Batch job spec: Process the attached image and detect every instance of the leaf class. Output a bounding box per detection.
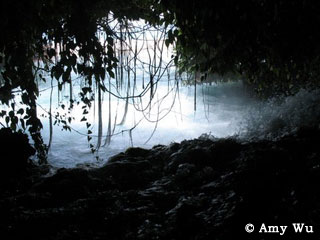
[63,125,71,132]
[165,39,170,47]
[89,144,95,153]
[17,108,24,115]
[22,93,29,105]
[10,122,16,131]
[174,56,179,65]
[62,71,70,83]
[9,110,14,118]
[47,48,56,58]
[108,70,115,79]
[100,84,106,92]
[54,66,63,80]
[100,68,106,80]
[82,87,92,94]
[12,116,18,124]
[0,110,6,117]
[20,119,26,130]
[83,109,89,115]
[107,37,113,45]
[168,29,173,42]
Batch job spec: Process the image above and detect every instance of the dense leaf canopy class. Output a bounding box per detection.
[162,0,320,94]
[0,0,162,161]
[1,0,320,161]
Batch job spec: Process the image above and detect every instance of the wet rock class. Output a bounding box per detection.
[124,147,151,158]
[209,138,243,169]
[32,168,95,203]
[0,128,35,176]
[107,152,126,163]
[94,160,155,190]
[165,195,206,239]
[166,146,212,173]
[168,142,180,152]
[0,128,37,193]
[1,127,320,240]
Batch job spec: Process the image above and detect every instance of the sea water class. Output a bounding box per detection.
[36,75,257,168]
[2,75,319,168]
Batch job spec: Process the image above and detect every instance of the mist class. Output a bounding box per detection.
[37,78,250,167]
[35,76,320,169]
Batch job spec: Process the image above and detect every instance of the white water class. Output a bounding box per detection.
[33,74,320,168]
[2,75,320,168]
[240,88,320,140]
[35,76,256,168]
[2,20,319,168]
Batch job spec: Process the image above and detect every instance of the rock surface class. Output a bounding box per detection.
[1,127,320,239]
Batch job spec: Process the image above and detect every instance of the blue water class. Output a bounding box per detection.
[36,76,256,168]
[2,74,319,168]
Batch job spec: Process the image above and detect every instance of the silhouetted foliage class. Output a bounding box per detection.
[0,128,35,177]
[161,0,320,95]
[1,0,320,161]
[0,0,161,162]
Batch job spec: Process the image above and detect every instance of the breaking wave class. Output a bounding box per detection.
[239,88,320,140]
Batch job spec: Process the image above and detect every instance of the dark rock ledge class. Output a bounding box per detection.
[1,127,320,239]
